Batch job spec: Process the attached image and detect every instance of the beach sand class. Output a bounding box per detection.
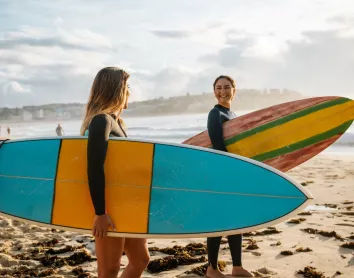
[0,153,353,278]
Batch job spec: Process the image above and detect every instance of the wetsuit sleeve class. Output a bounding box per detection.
[207,109,227,152]
[87,114,112,215]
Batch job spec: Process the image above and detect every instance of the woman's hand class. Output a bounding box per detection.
[92,214,116,238]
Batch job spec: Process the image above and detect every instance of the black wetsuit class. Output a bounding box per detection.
[206,104,243,268]
[86,114,127,215]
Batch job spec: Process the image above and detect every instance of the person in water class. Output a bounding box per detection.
[80,67,150,278]
[206,75,254,278]
[56,124,64,136]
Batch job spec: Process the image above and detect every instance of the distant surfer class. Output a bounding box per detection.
[56,124,64,136]
[7,126,11,137]
[206,76,254,278]
[80,67,149,277]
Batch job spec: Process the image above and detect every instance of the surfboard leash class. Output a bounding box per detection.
[0,139,9,149]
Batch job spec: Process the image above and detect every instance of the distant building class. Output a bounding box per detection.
[270,89,281,95]
[35,109,44,119]
[22,110,32,121]
[10,114,22,121]
[65,106,83,118]
[43,109,56,119]
[55,108,64,118]
[282,89,302,98]
[63,111,71,119]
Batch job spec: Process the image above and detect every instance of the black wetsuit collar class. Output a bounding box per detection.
[215,104,230,111]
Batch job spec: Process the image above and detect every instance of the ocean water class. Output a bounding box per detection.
[1,111,353,154]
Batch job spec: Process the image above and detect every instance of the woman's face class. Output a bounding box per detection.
[214,78,235,107]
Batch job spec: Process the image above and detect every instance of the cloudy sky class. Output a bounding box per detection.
[1,0,354,107]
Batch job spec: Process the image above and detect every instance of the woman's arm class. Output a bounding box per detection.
[87,114,112,215]
[207,109,227,152]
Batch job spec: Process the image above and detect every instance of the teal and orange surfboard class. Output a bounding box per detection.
[0,137,311,238]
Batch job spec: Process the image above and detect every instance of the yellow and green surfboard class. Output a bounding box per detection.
[183,96,354,172]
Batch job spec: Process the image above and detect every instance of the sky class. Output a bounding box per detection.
[1,0,354,107]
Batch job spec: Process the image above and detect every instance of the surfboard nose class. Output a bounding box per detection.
[147,144,312,236]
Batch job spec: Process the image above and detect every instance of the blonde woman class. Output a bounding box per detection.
[80,67,150,278]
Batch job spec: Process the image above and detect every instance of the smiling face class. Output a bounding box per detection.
[213,77,236,108]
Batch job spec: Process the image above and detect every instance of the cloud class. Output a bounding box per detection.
[198,33,257,68]
[3,81,31,94]
[125,66,212,100]
[327,15,354,38]
[270,30,354,96]
[0,64,94,107]
[0,27,113,51]
[0,37,101,52]
[150,30,191,39]
[225,30,255,46]
[197,26,354,96]
[0,26,119,106]
[198,54,219,64]
[3,24,353,107]
[1,81,35,107]
[2,1,354,107]
[57,28,113,49]
[145,67,191,98]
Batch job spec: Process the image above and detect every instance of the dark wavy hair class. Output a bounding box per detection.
[213,75,236,90]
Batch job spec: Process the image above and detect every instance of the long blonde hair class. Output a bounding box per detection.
[80,67,130,135]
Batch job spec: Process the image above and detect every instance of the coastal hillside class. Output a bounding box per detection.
[0,89,303,122]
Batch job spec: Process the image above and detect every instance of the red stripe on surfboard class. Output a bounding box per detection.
[262,134,342,172]
[182,96,340,148]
